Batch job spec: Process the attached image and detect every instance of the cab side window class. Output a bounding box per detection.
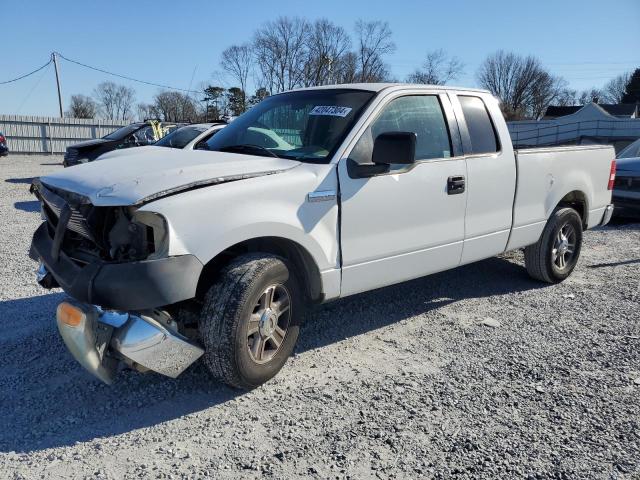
[458,95,500,154]
[351,95,452,164]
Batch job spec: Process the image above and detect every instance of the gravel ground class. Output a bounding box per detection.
[0,155,639,480]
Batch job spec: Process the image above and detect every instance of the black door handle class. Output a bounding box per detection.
[447,176,465,195]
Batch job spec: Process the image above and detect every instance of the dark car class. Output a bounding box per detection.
[612,138,640,218]
[0,132,8,157]
[63,121,181,167]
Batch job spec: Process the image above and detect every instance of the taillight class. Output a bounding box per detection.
[608,160,616,190]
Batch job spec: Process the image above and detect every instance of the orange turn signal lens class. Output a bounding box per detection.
[57,302,85,327]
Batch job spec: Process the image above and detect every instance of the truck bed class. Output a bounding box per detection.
[506,144,615,251]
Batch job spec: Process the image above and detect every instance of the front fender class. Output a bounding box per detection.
[139,162,340,274]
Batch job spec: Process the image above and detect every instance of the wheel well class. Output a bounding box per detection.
[558,191,588,227]
[195,237,323,303]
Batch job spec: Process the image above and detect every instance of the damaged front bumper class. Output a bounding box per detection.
[31,222,203,311]
[56,299,204,384]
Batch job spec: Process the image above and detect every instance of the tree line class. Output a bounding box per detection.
[66,16,640,123]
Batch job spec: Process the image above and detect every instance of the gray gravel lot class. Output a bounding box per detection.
[0,155,639,479]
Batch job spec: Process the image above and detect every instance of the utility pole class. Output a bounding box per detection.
[52,52,64,118]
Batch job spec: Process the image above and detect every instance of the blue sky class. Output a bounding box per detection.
[2,0,639,116]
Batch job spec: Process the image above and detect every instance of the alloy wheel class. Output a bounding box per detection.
[552,223,577,270]
[247,284,291,364]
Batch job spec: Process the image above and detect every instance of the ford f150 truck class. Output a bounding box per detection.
[30,84,616,389]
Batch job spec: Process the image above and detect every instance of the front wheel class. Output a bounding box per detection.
[524,207,583,283]
[199,253,303,389]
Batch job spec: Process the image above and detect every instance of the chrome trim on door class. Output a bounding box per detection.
[307,190,337,202]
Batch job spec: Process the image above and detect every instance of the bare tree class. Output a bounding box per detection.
[252,37,277,94]
[578,88,603,105]
[554,88,578,106]
[136,103,154,121]
[253,17,310,93]
[477,51,565,120]
[550,72,632,107]
[530,75,569,119]
[354,20,395,82]
[601,72,632,103]
[303,19,352,86]
[220,44,252,112]
[93,81,136,121]
[66,94,97,119]
[407,49,464,85]
[334,51,359,84]
[151,91,198,122]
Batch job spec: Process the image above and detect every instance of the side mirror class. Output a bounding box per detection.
[372,132,417,165]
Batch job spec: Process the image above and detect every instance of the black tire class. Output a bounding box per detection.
[524,207,583,283]
[199,253,303,389]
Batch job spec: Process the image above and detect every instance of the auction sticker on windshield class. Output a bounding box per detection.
[309,106,353,117]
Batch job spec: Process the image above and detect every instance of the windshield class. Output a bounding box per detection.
[155,125,209,149]
[204,89,375,162]
[617,138,640,159]
[103,124,143,141]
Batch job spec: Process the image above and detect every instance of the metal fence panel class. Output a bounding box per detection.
[0,115,126,154]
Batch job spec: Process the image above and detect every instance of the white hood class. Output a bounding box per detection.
[40,148,299,206]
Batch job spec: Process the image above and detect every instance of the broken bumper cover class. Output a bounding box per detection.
[56,299,204,384]
[30,222,203,311]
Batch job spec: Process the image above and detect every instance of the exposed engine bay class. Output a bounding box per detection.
[31,179,168,266]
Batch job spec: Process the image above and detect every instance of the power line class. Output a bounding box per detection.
[55,52,201,93]
[16,62,52,114]
[0,59,52,84]
[545,60,640,66]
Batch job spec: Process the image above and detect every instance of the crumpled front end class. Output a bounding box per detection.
[29,179,203,311]
[31,177,206,383]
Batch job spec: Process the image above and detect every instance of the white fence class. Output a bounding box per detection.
[0,115,126,154]
[509,119,640,148]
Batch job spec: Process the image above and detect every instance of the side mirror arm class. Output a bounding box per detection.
[346,158,390,178]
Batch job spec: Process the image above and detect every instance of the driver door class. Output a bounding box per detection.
[338,93,468,296]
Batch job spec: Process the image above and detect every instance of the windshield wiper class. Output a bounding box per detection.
[218,144,281,159]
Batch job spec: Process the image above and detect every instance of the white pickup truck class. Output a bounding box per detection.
[30,84,616,389]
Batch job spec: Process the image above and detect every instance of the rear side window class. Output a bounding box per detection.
[459,96,499,154]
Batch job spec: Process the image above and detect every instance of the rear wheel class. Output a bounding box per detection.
[199,253,303,389]
[524,207,583,283]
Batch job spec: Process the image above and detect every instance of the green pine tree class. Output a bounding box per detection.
[621,68,640,104]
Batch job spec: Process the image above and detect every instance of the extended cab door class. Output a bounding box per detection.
[338,92,467,296]
[449,93,517,264]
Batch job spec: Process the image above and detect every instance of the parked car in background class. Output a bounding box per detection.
[0,132,8,157]
[613,138,640,218]
[155,122,226,150]
[63,120,181,167]
[96,122,226,162]
[30,84,615,389]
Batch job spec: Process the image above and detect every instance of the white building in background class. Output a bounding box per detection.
[508,103,640,153]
